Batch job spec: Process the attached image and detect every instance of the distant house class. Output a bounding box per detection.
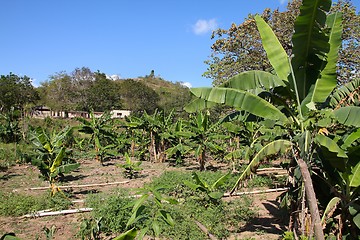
[31,106,131,119]
[110,110,131,119]
[32,106,52,118]
[67,111,89,119]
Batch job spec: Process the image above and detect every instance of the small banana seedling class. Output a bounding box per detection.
[117,153,142,179]
[184,172,231,204]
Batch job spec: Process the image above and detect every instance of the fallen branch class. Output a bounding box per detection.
[223,187,289,197]
[27,181,130,190]
[194,220,218,240]
[22,208,93,218]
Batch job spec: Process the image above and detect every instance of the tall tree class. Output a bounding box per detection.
[118,79,160,115]
[0,73,39,112]
[86,72,122,112]
[38,71,75,111]
[204,0,359,86]
[38,68,122,112]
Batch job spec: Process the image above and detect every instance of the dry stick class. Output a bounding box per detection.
[256,167,285,172]
[22,208,93,218]
[27,181,130,190]
[223,187,289,197]
[298,158,325,240]
[70,188,289,204]
[194,220,218,240]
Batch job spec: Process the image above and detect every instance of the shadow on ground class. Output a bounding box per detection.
[239,199,288,235]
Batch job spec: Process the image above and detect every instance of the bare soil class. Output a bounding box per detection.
[0,158,287,239]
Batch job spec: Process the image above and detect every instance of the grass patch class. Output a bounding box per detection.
[0,191,72,217]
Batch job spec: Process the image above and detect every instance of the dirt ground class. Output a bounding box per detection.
[0,158,288,240]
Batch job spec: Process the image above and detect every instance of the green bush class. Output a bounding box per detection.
[85,172,257,239]
[0,142,32,169]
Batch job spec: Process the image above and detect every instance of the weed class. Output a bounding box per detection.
[85,189,133,233]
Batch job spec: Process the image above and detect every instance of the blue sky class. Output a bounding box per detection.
[1,1,359,88]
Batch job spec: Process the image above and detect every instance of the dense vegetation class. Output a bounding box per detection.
[1,0,360,239]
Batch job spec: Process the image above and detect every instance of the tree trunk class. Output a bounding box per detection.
[298,158,325,240]
[199,150,206,171]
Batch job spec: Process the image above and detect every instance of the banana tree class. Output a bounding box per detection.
[142,110,175,163]
[29,127,80,195]
[77,111,116,163]
[164,118,192,165]
[185,0,360,238]
[185,111,227,171]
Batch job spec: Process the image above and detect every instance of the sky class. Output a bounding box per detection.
[1,1,359,88]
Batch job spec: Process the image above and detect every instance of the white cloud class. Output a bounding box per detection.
[279,0,287,4]
[192,19,218,35]
[181,82,192,88]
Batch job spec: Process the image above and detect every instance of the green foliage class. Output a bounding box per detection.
[86,190,133,234]
[28,127,80,192]
[184,172,230,203]
[42,225,56,240]
[0,191,71,217]
[38,68,121,112]
[186,0,360,237]
[86,171,256,239]
[0,109,21,143]
[78,217,103,240]
[0,142,32,170]
[0,233,22,240]
[125,186,177,238]
[77,111,117,163]
[118,79,160,115]
[117,153,142,179]
[112,228,137,240]
[205,0,359,85]
[0,73,39,113]
[186,111,227,170]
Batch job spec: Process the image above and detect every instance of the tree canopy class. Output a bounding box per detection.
[38,68,122,112]
[0,73,39,112]
[204,0,360,86]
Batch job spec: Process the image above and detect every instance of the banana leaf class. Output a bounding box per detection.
[334,106,360,127]
[221,71,286,90]
[190,87,288,122]
[291,0,332,101]
[255,15,290,81]
[310,12,342,104]
[231,139,292,193]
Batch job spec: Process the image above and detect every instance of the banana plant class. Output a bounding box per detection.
[184,0,360,238]
[77,111,116,164]
[185,111,227,171]
[184,172,230,204]
[29,127,80,195]
[117,152,142,179]
[142,110,175,163]
[164,118,192,165]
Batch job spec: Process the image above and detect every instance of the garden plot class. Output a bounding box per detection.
[0,158,288,240]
